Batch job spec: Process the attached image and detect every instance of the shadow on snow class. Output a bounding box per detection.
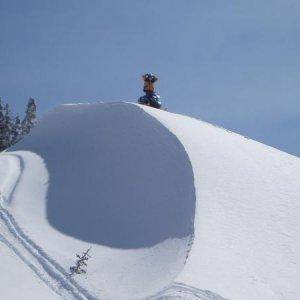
[13,103,196,249]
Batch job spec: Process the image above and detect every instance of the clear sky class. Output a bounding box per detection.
[0,0,299,156]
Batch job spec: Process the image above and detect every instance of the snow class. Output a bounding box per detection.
[0,242,60,300]
[0,101,299,299]
[0,103,195,299]
[142,105,300,300]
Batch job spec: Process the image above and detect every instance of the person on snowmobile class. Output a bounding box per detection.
[138,73,162,109]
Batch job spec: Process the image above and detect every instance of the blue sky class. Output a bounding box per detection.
[0,0,299,156]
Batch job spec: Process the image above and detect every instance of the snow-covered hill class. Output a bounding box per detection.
[0,102,299,300]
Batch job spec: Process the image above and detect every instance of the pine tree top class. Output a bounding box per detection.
[27,97,36,108]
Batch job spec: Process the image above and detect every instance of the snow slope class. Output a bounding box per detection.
[143,105,300,300]
[0,102,299,300]
[0,103,196,300]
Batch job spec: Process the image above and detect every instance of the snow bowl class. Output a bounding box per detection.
[1,102,196,299]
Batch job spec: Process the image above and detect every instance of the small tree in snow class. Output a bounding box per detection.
[69,247,91,276]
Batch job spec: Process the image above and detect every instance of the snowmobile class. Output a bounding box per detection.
[138,73,162,109]
[138,92,162,109]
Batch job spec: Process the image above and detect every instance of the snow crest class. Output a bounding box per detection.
[0,102,197,299]
[1,101,299,299]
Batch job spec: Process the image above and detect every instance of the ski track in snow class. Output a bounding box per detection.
[0,205,97,300]
[0,106,226,300]
[0,153,94,299]
[151,282,228,300]
[0,158,223,300]
[0,183,223,300]
[0,210,222,300]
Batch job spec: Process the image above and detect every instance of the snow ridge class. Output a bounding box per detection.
[0,204,96,300]
[0,103,199,299]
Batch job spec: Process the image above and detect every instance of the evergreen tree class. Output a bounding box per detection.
[3,103,13,148]
[0,97,37,152]
[69,247,91,276]
[0,98,6,151]
[11,115,22,145]
[22,97,37,136]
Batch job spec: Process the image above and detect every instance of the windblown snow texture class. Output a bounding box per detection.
[143,105,300,300]
[0,101,299,300]
[10,102,196,248]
